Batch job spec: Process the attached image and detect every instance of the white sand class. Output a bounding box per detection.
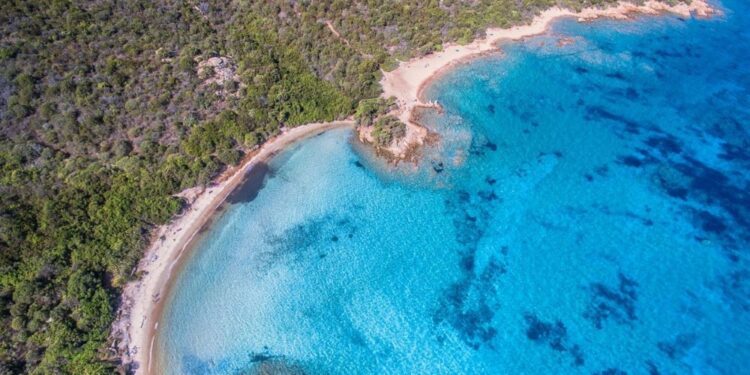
[111,120,353,374]
[381,0,717,147]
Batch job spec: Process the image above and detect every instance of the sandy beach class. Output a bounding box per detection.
[381,0,717,147]
[111,120,353,374]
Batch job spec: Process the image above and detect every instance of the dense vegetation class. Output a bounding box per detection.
[354,98,406,147]
[354,97,397,127]
[371,116,407,147]
[1,0,626,373]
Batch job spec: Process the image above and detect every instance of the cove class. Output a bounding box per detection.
[158,2,750,374]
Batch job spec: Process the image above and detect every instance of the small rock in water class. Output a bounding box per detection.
[432,160,445,173]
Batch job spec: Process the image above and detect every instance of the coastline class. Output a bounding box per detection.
[111,0,719,372]
[111,120,354,374]
[380,0,717,151]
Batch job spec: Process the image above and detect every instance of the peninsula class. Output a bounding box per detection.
[374,0,716,158]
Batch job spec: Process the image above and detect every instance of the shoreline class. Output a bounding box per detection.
[111,1,719,372]
[111,120,354,374]
[380,0,717,151]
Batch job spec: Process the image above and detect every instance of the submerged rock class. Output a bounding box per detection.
[242,358,306,375]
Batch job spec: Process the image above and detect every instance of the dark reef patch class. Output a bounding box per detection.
[434,188,506,349]
[719,143,750,166]
[457,190,471,204]
[653,165,689,200]
[432,160,445,173]
[691,209,727,234]
[478,190,499,202]
[583,273,639,329]
[707,115,744,139]
[523,314,585,367]
[616,148,658,168]
[436,279,499,349]
[594,204,655,228]
[506,103,537,124]
[250,351,277,363]
[467,136,499,158]
[595,165,610,177]
[645,361,662,375]
[605,71,627,81]
[645,135,682,156]
[649,150,750,258]
[227,162,270,204]
[674,157,750,234]
[618,155,645,167]
[625,87,640,100]
[634,148,659,164]
[597,41,615,53]
[263,217,329,263]
[468,140,488,156]
[657,333,697,360]
[585,105,641,136]
[245,358,307,375]
[654,48,683,58]
[715,270,750,312]
[593,368,628,375]
[524,314,566,350]
[259,214,357,270]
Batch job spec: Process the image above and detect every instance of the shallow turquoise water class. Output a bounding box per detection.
[159,3,750,374]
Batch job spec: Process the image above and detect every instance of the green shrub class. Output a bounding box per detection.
[371,115,406,147]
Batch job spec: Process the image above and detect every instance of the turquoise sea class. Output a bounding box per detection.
[158,2,750,374]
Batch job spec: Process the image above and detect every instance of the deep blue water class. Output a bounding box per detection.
[159,2,750,374]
